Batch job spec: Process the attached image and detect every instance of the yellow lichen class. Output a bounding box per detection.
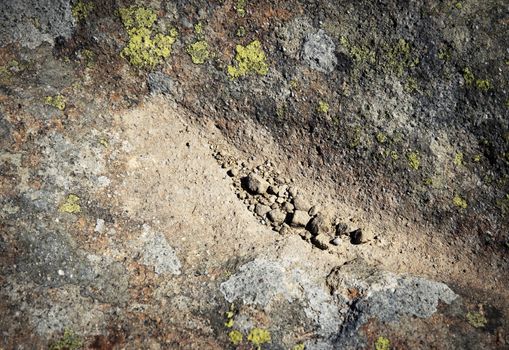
[317,100,329,114]
[235,0,247,17]
[462,67,474,86]
[119,6,178,69]
[453,195,468,209]
[45,95,66,111]
[407,151,420,170]
[375,336,390,350]
[376,132,387,144]
[453,152,463,166]
[475,79,491,92]
[187,40,210,64]
[466,311,487,328]
[247,328,271,349]
[292,344,305,350]
[72,0,94,21]
[229,330,243,345]
[225,318,234,328]
[462,68,491,91]
[339,36,376,64]
[194,21,203,35]
[386,38,419,76]
[59,194,81,214]
[227,40,269,79]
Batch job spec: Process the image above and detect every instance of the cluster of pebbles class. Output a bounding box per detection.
[212,149,369,250]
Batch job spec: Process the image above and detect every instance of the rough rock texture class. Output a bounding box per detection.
[301,29,337,73]
[0,0,74,48]
[0,0,508,348]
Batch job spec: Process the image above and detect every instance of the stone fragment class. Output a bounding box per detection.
[312,234,329,250]
[267,209,286,224]
[227,168,238,177]
[243,172,269,194]
[308,205,319,217]
[331,236,342,246]
[308,215,331,236]
[255,204,271,217]
[291,210,311,227]
[268,185,279,195]
[336,223,349,236]
[279,224,292,235]
[350,228,374,244]
[293,195,311,212]
[282,202,294,213]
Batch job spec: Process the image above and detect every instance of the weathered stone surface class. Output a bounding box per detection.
[135,225,181,275]
[311,234,329,250]
[327,260,458,340]
[302,29,337,73]
[308,215,331,236]
[267,209,287,224]
[282,201,295,213]
[293,195,311,212]
[0,0,74,49]
[255,203,271,217]
[291,210,311,227]
[349,228,373,244]
[308,205,319,217]
[243,173,269,194]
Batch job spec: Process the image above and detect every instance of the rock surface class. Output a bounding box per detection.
[0,0,508,349]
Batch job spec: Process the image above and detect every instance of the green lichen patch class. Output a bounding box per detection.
[247,328,271,349]
[317,100,329,113]
[475,79,491,92]
[466,311,487,328]
[229,330,243,345]
[194,21,203,35]
[119,6,156,30]
[407,151,420,170]
[339,36,376,65]
[375,336,390,350]
[453,195,468,209]
[227,40,269,79]
[80,48,95,67]
[376,132,387,144]
[462,67,491,91]
[463,67,475,86]
[187,40,210,64]
[292,344,305,350]
[45,95,66,110]
[453,152,464,166]
[59,194,81,214]
[236,26,247,37]
[119,6,178,69]
[386,38,419,76]
[72,0,94,21]
[235,0,247,17]
[50,329,82,350]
